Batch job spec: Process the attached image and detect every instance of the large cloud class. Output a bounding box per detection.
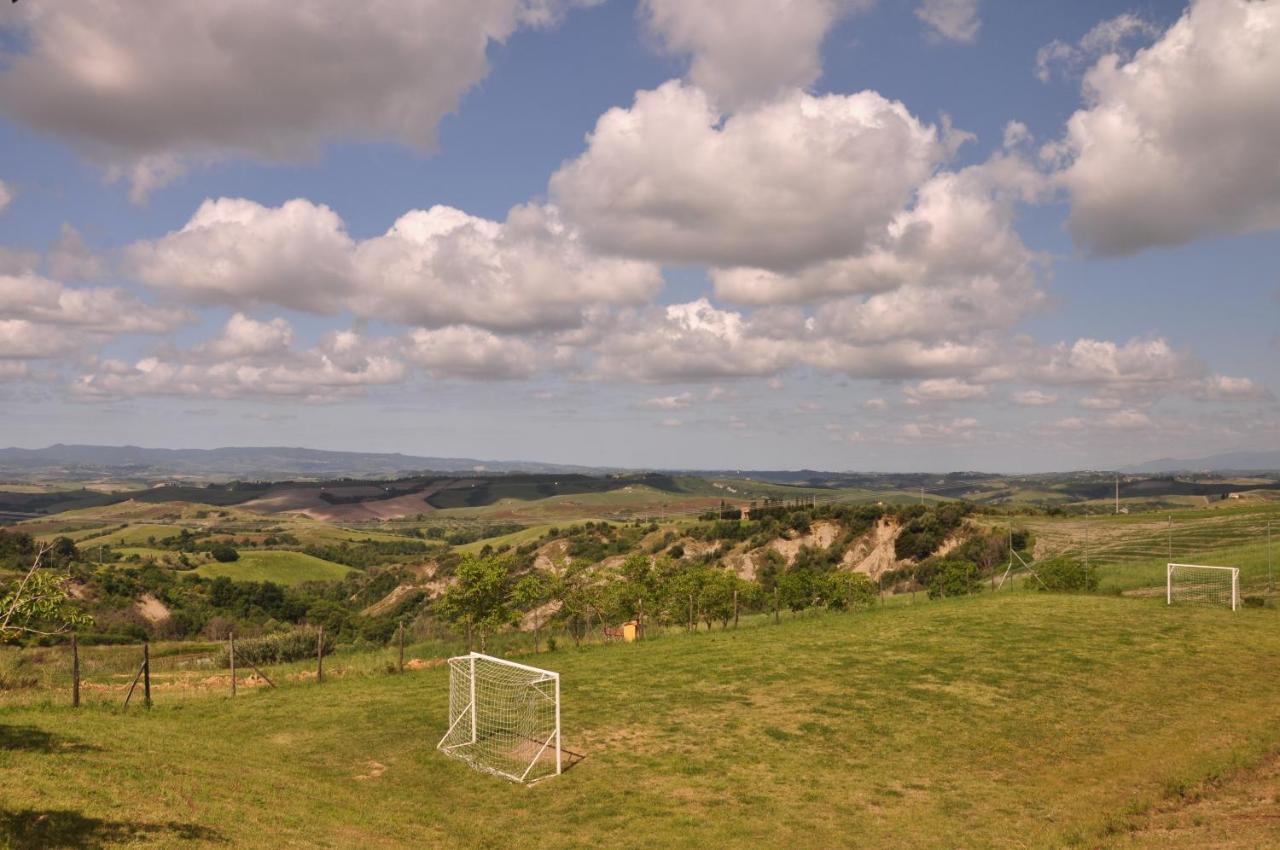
[0,1,591,199]
[715,154,1046,311]
[124,198,662,332]
[73,321,405,401]
[551,82,946,271]
[0,180,12,214]
[1054,0,1280,255]
[405,325,538,380]
[0,274,190,335]
[640,0,873,110]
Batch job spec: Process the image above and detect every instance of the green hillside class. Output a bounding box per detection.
[194,550,356,586]
[3,594,1280,848]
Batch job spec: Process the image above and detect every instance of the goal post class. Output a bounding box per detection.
[1167,563,1240,611]
[437,652,562,783]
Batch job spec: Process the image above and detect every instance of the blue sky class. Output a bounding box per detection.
[0,0,1277,472]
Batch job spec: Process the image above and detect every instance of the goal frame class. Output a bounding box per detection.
[436,652,562,783]
[1166,562,1240,611]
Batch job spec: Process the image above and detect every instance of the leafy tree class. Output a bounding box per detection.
[926,559,982,599]
[778,569,818,613]
[554,559,605,646]
[512,572,552,650]
[0,543,91,641]
[437,553,517,651]
[211,544,239,563]
[823,572,877,611]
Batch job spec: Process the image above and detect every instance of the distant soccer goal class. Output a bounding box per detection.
[1167,563,1239,611]
[437,652,561,783]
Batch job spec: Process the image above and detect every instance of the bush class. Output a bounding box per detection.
[217,627,332,668]
[211,544,239,563]
[926,559,982,599]
[823,572,877,610]
[1032,556,1098,592]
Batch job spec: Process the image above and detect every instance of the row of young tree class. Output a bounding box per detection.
[438,550,889,651]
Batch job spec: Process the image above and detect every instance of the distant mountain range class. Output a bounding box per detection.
[0,444,605,480]
[1121,450,1280,474]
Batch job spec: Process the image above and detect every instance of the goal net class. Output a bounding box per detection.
[437,652,561,783]
[1167,563,1239,611]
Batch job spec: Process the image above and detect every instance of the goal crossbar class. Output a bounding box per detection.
[1167,563,1239,611]
[437,652,562,783]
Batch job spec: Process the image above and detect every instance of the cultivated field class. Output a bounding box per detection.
[193,551,357,586]
[3,594,1280,848]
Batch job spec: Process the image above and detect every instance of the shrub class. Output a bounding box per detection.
[926,559,981,599]
[211,544,239,563]
[823,572,877,611]
[217,627,332,668]
[1032,556,1099,593]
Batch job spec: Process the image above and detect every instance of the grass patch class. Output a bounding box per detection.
[3,594,1280,847]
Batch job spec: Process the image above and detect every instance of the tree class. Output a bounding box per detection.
[512,572,551,651]
[211,544,239,563]
[554,559,604,647]
[778,569,818,613]
[437,553,517,651]
[823,572,877,611]
[926,559,982,599]
[0,543,91,641]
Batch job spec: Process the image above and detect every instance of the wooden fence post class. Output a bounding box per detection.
[637,597,644,640]
[122,656,146,708]
[229,632,236,697]
[397,622,405,674]
[774,588,780,624]
[316,626,324,684]
[142,642,151,709]
[71,633,80,709]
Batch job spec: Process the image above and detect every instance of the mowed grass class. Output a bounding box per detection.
[193,550,355,586]
[4,594,1280,848]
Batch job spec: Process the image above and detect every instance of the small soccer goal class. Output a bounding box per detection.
[437,652,561,784]
[1167,563,1240,611]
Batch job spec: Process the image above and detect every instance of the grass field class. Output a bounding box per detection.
[193,551,355,586]
[1008,503,1280,594]
[4,593,1280,848]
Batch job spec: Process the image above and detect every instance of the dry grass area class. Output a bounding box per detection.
[1115,752,1280,848]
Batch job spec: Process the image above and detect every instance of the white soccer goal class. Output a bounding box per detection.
[1167,563,1240,611]
[437,652,561,783]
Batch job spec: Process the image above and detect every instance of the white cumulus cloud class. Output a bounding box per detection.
[1054,0,1280,254]
[640,0,872,111]
[124,198,662,332]
[0,1,592,199]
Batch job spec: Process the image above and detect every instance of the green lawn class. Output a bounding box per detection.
[193,550,355,586]
[4,593,1280,848]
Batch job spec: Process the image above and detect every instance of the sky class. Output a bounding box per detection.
[0,0,1278,473]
